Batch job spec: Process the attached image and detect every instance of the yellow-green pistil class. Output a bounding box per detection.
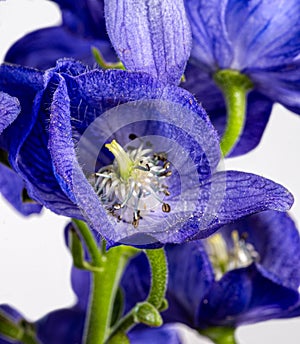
[105,140,134,180]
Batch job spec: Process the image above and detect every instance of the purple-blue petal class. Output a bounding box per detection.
[50,0,108,40]
[0,92,20,135]
[36,307,85,344]
[184,0,233,71]
[121,252,150,313]
[190,171,293,240]
[226,0,300,70]
[164,242,214,327]
[0,64,43,152]
[0,163,42,216]
[104,0,192,85]
[128,326,182,344]
[5,26,116,70]
[198,264,300,328]
[246,62,300,114]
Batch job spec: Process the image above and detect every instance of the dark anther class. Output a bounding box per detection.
[163,190,170,196]
[113,203,122,210]
[163,161,170,169]
[160,170,172,177]
[132,219,139,228]
[162,203,171,213]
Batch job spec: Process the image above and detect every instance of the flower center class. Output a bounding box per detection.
[93,140,172,228]
[205,230,260,280]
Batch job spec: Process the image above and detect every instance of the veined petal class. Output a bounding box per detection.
[104,0,192,85]
[190,171,293,240]
[226,0,300,70]
[184,0,233,70]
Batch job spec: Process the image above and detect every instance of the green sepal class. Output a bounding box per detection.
[133,302,163,327]
[200,326,237,344]
[92,47,125,70]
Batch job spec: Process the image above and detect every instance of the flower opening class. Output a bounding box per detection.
[93,139,172,228]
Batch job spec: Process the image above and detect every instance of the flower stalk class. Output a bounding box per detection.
[214,69,253,157]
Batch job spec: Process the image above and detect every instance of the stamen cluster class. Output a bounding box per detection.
[92,140,172,228]
[206,231,260,280]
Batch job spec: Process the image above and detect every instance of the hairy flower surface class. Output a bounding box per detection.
[0,59,294,245]
[183,0,300,155]
[122,211,300,328]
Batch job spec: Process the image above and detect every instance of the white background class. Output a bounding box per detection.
[1,1,300,343]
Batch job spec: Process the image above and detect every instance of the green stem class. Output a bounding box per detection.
[200,327,237,344]
[145,248,168,309]
[84,246,129,344]
[214,69,253,157]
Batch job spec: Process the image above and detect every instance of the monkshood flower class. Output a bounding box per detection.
[122,211,300,342]
[183,0,300,156]
[0,58,294,246]
[4,0,117,70]
[0,92,42,215]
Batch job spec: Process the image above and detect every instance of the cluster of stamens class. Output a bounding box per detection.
[205,230,260,280]
[92,139,172,228]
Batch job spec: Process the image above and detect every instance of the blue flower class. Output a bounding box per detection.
[5,0,117,70]
[0,58,294,245]
[122,211,300,330]
[183,0,300,156]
